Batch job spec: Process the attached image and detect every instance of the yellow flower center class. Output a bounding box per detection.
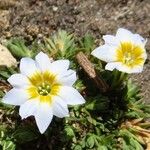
[116,42,144,67]
[27,71,60,104]
[37,83,51,96]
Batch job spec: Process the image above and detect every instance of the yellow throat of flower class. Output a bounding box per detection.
[116,42,145,68]
[27,71,60,104]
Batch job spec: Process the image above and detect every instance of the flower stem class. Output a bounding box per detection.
[111,70,119,87]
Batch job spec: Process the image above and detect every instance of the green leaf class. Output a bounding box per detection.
[2,141,15,150]
[122,140,131,150]
[87,117,97,126]
[98,145,108,150]
[42,30,76,59]
[13,126,39,143]
[126,80,140,99]
[0,71,10,79]
[73,145,82,150]
[64,126,75,138]
[119,129,144,150]
[85,96,109,111]
[130,138,144,150]
[79,34,95,54]
[86,135,95,148]
[7,38,34,59]
[0,67,11,79]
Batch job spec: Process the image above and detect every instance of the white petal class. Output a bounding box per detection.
[19,99,39,119]
[3,88,29,105]
[8,74,30,88]
[116,63,144,74]
[56,70,77,86]
[127,65,143,73]
[105,62,143,73]
[116,28,147,48]
[103,35,119,46]
[139,49,147,61]
[105,62,130,73]
[91,45,118,62]
[116,28,133,42]
[35,52,52,72]
[52,96,69,118]
[49,60,70,74]
[105,62,121,71]
[58,86,85,105]
[20,57,40,77]
[132,34,147,46]
[34,103,53,134]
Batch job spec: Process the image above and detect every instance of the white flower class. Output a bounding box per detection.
[91,28,147,73]
[3,52,85,134]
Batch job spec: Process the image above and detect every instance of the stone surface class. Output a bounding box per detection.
[0,44,17,67]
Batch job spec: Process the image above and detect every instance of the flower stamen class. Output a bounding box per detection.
[37,83,51,96]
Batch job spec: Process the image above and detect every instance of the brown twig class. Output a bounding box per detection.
[76,52,109,93]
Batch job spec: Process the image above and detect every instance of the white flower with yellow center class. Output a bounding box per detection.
[91,28,147,73]
[3,52,85,133]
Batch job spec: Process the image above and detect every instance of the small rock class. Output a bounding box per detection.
[52,6,58,12]
[26,24,39,36]
[0,0,17,9]
[0,44,17,67]
[0,10,9,29]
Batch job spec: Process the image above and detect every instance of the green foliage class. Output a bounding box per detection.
[7,38,38,59]
[0,103,16,150]
[79,34,95,54]
[126,79,140,99]
[1,140,16,150]
[64,126,75,139]
[13,126,39,144]
[124,80,150,119]
[0,30,149,149]
[41,30,77,59]
[119,129,144,150]
[0,66,17,81]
